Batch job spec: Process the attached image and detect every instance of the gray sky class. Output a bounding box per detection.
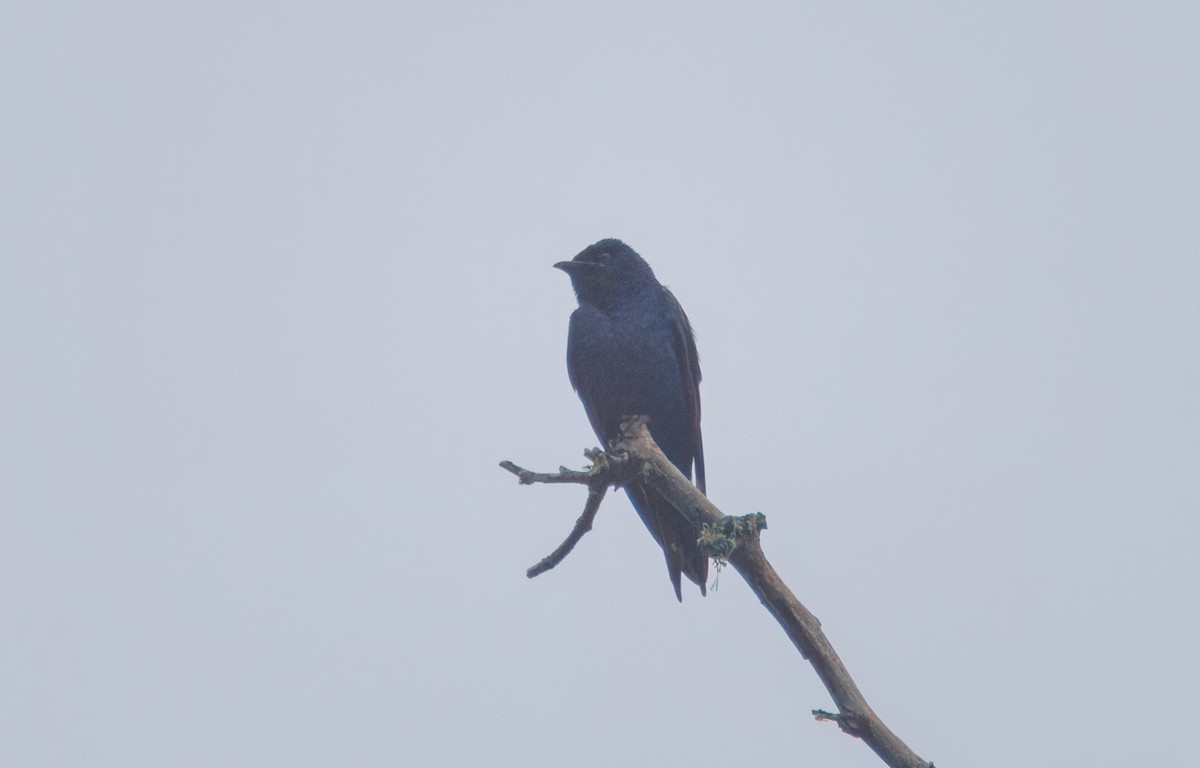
[3,3,1198,766]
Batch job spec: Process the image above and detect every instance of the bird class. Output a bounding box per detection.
[555,238,708,601]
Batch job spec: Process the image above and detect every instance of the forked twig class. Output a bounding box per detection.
[500,451,616,578]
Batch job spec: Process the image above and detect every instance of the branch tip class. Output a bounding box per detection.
[499,460,594,486]
[525,483,608,578]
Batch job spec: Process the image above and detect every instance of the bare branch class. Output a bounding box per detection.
[500,451,616,578]
[499,460,591,485]
[525,481,608,578]
[608,417,932,768]
[501,418,932,768]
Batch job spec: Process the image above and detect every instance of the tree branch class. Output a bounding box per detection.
[524,482,606,577]
[501,450,618,577]
[501,418,932,768]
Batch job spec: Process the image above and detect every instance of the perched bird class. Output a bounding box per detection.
[555,239,708,600]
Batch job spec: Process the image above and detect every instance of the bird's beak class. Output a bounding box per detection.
[554,260,601,274]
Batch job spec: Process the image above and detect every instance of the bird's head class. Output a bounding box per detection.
[554,239,658,308]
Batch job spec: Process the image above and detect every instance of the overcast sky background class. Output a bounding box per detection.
[3,3,1198,767]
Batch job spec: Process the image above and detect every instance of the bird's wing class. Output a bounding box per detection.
[662,287,705,494]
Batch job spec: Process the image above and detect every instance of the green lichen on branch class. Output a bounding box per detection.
[583,448,609,476]
[698,512,768,561]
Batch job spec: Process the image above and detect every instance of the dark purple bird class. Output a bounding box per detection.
[555,239,708,600]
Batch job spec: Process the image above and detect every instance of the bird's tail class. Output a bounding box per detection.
[626,483,708,601]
